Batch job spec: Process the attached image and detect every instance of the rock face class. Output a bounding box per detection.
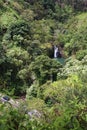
[0,94,19,108]
[27,109,42,119]
[0,94,42,120]
[2,96,10,101]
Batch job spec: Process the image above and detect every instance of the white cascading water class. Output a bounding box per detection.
[54,45,58,58]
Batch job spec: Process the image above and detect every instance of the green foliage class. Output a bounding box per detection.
[30,55,62,85]
[57,57,80,78]
[54,4,73,22]
[76,50,87,60]
[21,9,35,21]
[57,56,87,82]
[0,102,53,130]
[26,75,87,129]
[64,13,87,55]
[0,1,87,129]
[0,10,19,28]
[0,103,24,130]
[31,19,55,43]
[6,46,29,66]
[0,0,4,8]
[26,81,39,99]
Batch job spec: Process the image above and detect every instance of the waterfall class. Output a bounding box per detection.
[54,45,58,58]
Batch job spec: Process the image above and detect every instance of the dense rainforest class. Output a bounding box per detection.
[0,0,87,129]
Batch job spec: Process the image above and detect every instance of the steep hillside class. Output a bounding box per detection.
[0,0,87,94]
[59,12,87,59]
[0,0,87,130]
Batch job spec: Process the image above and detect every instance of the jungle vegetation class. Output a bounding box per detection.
[0,0,87,129]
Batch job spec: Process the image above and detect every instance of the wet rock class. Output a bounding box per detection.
[27,109,42,119]
[1,96,10,102]
[3,96,10,101]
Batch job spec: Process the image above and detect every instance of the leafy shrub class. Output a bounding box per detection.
[76,50,87,60]
[57,56,87,82]
[0,0,4,8]
[29,55,62,85]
